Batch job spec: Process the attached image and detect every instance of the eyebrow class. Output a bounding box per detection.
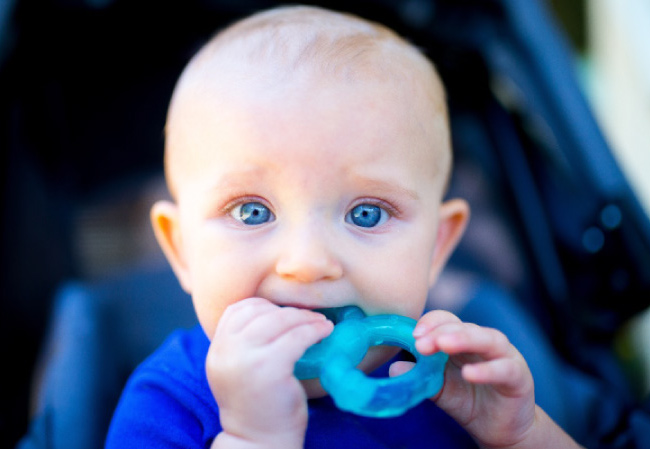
[192,167,268,204]
[350,175,420,201]
[203,167,267,191]
[197,169,420,204]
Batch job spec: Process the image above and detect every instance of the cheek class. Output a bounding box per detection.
[184,230,271,338]
[354,232,436,319]
[190,261,263,338]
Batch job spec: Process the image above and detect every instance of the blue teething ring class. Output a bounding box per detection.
[295,306,448,418]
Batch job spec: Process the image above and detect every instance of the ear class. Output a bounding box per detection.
[428,198,470,287]
[151,200,192,293]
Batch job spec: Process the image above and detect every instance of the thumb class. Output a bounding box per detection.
[389,360,415,377]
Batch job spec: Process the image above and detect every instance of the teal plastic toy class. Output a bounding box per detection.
[294,306,448,418]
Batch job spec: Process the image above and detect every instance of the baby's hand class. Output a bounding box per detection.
[393,310,536,448]
[206,298,333,448]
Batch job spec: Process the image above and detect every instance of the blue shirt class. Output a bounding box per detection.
[105,325,475,448]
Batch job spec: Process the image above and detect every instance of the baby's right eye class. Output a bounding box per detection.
[230,201,275,225]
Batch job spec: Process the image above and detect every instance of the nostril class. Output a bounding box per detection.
[275,254,343,283]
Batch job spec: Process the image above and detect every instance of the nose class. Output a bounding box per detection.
[275,224,343,283]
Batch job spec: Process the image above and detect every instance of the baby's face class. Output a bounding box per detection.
[162,72,457,380]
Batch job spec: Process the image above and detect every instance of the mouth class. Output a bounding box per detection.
[312,305,366,324]
[278,304,366,325]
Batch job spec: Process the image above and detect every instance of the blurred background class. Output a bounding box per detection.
[0,0,648,447]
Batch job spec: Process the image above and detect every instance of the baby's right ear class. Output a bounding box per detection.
[151,200,192,293]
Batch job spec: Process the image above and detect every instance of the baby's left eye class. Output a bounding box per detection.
[346,204,389,228]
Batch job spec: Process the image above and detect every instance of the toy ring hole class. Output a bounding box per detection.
[362,346,416,378]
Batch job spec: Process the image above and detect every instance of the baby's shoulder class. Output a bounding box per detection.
[131,324,211,395]
[143,325,208,369]
[106,325,218,448]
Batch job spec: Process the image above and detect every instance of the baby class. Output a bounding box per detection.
[106,5,579,448]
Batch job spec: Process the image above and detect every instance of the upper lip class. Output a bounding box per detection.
[272,298,340,310]
[266,294,357,312]
[260,287,346,309]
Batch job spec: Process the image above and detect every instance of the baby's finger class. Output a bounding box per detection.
[413,311,464,354]
[415,320,467,355]
[422,323,514,361]
[241,307,332,346]
[413,310,462,338]
[461,357,532,397]
[388,360,415,378]
[270,319,335,367]
[218,297,277,335]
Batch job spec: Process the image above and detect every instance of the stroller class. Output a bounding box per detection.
[10,0,650,447]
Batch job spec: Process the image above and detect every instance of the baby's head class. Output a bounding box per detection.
[164,5,452,199]
[152,5,468,374]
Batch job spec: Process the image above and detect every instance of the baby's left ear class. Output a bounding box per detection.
[428,199,470,287]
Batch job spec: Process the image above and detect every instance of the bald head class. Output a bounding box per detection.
[164,6,450,198]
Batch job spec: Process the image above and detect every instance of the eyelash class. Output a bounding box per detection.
[349,198,400,218]
[220,196,273,216]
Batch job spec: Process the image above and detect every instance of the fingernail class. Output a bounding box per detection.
[462,364,479,380]
[413,324,426,337]
[415,335,435,354]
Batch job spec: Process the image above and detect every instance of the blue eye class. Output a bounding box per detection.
[232,202,274,225]
[347,204,388,228]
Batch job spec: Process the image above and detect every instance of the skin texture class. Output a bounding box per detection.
[150,6,580,449]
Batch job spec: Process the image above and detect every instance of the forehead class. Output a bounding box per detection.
[168,73,449,201]
[165,8,450,196]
